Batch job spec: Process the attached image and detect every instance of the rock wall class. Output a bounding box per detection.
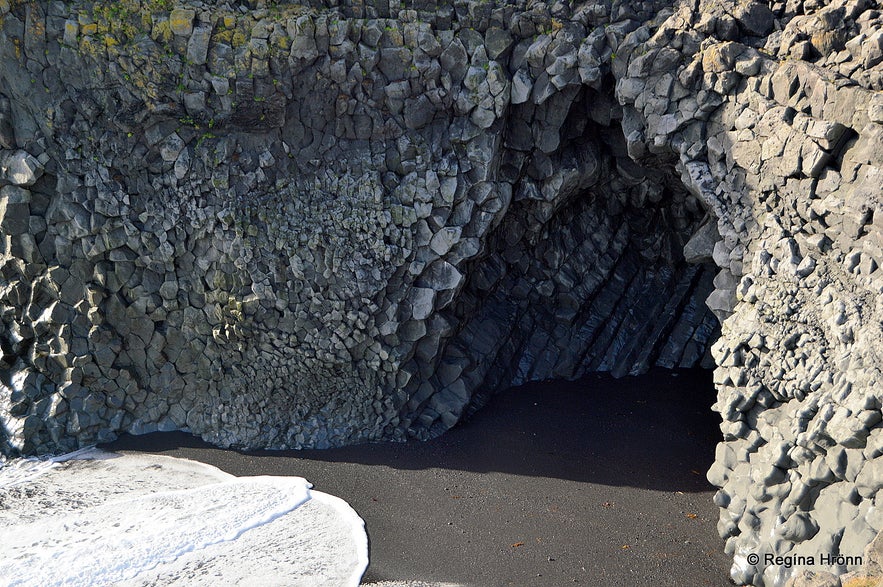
[0,0,881,585]
[610,0,883,584]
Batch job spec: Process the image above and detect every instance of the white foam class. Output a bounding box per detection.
[0,451,369,586]
[0,457,58,488]
[0,474,311,586]
[0,454,59,488]
[311,490,371,586]
[124,489,371,587]
[0,447,120,489]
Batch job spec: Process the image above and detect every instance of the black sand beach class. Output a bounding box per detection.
[105,368,733,587]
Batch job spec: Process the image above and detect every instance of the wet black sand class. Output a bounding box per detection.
[105,368,734,587]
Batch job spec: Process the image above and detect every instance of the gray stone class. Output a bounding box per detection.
[417,28,441,56]
[378,47,413,81]
[780,512,820,543]
[288,15,318,61]
[429,227,461,256]
[856,457,883,498]
[184,92,207,116]
[160,133,185,162]
[485,27,513,60]
[439,38,468,81]
[186,26,212,66]
[419,261,463,291]
[0,185,30,235]
[706,289,735,319]
[0,95,16,149]
[511,69,533,105]
[409,287,436,321]
[1,150,43,186]
[1,7,883,583]
[733,2,775,37]
[169,8,195,36]
[404,95,434,130]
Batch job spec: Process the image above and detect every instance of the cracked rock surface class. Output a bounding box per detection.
[0,0,882,584]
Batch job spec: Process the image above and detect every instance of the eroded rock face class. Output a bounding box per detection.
[0,0,881,584]
[0,0,718,452]
[611,0,883,584]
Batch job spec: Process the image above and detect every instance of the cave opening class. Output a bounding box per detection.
[401,82,723,443]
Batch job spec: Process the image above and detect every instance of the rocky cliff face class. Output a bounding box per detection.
[0,0,881,584]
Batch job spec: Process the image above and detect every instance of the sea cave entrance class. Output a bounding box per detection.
[400,84,723,442]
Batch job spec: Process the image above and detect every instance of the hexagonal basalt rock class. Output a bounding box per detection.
[1,1,883,585]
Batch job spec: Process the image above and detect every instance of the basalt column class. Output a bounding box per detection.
[3,1,883,585]
[0,0,716,455]
[396,85,720,436]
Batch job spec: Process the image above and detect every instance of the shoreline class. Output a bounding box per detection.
[105,368,732,586]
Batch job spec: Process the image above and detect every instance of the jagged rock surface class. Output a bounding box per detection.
[0,0,881,585]
[610,0,883,584]
[0,0,719,451]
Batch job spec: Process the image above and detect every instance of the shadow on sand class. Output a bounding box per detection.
[106,368,731,586]
[108,367,721,493]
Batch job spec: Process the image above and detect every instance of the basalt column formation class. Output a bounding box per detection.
[1,0,882,585]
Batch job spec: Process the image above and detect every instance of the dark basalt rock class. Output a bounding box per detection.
[1,0,882,585]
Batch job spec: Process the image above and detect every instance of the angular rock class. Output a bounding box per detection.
[186,25,212,66]
[1,150,43,186]
[169,8,195,36]
[0,8,881,586]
